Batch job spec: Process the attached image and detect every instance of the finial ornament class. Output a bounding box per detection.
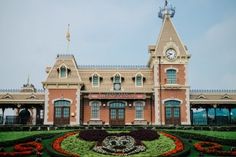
[66,24,71,53]
[158,0,175,19]
[165,0,168,7]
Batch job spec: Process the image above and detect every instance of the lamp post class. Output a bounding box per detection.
[158,56,162,126]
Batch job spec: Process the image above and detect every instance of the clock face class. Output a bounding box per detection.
[114,83,121,90]
[166,48,177,60]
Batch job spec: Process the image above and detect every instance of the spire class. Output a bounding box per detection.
[158,0,175,19]
[27,75,30,86]
[66,24,71,53]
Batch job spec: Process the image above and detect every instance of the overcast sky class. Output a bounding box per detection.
[0,0,236,90]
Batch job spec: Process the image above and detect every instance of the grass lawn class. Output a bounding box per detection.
[165,129,236,139]
[1,129,236,157]
[0,130,72,142]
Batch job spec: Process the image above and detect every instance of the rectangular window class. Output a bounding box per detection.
[63,108,70,118]
[167,69,176,84]
[166,108,171,118]
[93,75,99,87]
[91,102,100,119]
[60,67,67,78]
[136,76,142,86]
[111,109,116,119]
[55,108,61,118]
[174,108,180,118]
[114,75,121,83]
[135,105,144,119]
[118,109,124,119]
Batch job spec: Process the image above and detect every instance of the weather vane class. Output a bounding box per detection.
[158,0,175,19]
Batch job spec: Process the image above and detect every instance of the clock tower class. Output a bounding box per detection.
[148,0,191,125]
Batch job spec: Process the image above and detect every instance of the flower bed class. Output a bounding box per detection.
[0,141,43,157]
[194,141,236,156]
[52,132,79,157]
[160,132,184,156]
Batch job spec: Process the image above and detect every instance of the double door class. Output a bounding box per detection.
[165,107,180,125]
[54,107,70,125]
[109,102,125,125]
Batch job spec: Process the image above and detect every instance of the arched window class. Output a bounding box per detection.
[166,69,176,84]
[134,101,144,119]
[92,74,99,87]
[60,66,67,78]
[135,74,143,87]
[91,101,100,119]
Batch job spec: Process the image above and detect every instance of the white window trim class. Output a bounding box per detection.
[108,101,127,107]
[135,73,144,87]
[134,101,145,120]
[89,101,101,120]
[162,98,183,105]
[113,72,122,83]
[165,68,177,84]
[165,67,179,73]
[52,98,72,105]
[91,73,100,87]
[58,64,68,79]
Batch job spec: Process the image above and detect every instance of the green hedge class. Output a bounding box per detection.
[0,133,58,147]
[165,131,236,146]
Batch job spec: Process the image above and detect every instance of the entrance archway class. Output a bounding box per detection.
[19,109,31,124]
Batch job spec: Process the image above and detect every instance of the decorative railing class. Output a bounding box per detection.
[78,65,149,70]
[0,89,44,93]
[190,89,236,94]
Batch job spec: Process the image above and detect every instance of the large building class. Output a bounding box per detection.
[0,1,236,126]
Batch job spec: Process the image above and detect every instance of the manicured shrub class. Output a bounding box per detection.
[166,131,236,146]
[79,130,108,141]
[130,129,160,141]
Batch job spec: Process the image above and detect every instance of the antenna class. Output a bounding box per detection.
[66,24,71,53]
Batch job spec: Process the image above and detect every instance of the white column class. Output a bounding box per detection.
[43,89,52,125]
[32,108,36,125]
[76,89,81,125]
[183,87,191,125]
[154,63,161,125]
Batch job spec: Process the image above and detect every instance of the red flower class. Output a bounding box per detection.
[160,132,184,156]
[0,141,43,157]
[52,132,80,157]
[194,141,236,156]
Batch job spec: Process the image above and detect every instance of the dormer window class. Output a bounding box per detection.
[58,64,70,79]
[60,66,67,78]
[135,74,143,87]
[114,74,121,83]
[113,73,121,91]
[92,74,99,87]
